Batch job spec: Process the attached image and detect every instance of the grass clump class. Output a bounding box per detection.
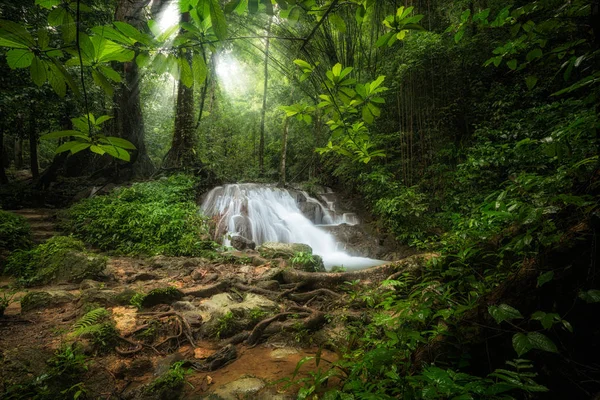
[4,236,105,286]
[64,174,217,256]
[0,210,32,252]
[145,361,192,397]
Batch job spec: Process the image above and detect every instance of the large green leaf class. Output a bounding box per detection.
[209,0,227,40]
[99,136,136,150]
[98,65,122,83]
[99,144,130,161]
[512,333,531,356]
[527,332,558,353]
[0,20,35,47]
[579,289,600,303]
[6,48,34,68]
[30,57,47,86]
[192,53,207,86]
[41,130,89,140]
[179,57,193,88]
[48,63,67,97]
[35,0,61,9]
[92,69,115,96]
[488,304,523,324]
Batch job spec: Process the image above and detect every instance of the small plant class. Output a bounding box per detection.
[215,311,235,339]
[70,307,118,352]
[130,292,145,309]
[249,308,268,323]
[48,343,89,379]
[291,251,324,272]
[0,291,15,317]
[330,265,347,272]
[276,350,338,399]
[145,361,193,395]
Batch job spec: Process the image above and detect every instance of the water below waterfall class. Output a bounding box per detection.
[201,184,385,271]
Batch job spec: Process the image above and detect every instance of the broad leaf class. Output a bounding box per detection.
[488,304,523,324]
[512,333,531,356]
[209,0,227,40]
[30,57,47,86]
[527,332,558,353]
[99,136,136,150]
[6,48,34,68]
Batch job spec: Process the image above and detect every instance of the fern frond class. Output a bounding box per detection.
[72,323,104,338]
[72,308,109,331]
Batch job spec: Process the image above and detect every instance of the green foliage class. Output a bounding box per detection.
[4,236,96,286]
[0,291,15,317]
[3,343,89,400]
[214,311,235,339]
[70,307,117,352]
[145,361,192,395]
[64,175,217,256]
[0,210,32,252]
[40,113,135,162]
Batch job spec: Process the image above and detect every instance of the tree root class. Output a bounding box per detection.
[184,344,237,372]
[280,254,435,289]
[288,288,341,302]
[246,312,302,346]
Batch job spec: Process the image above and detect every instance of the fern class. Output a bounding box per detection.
[71,308,109,337]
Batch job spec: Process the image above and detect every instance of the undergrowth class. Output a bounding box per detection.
[63,174,217,256]
[0,210,32,252]
[3,344,89,400]
[3,236,105,286]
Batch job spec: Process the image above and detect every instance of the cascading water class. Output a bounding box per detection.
[201,184,385,271]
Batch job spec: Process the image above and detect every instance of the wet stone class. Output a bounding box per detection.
[126,272,160,283]
[212,376,266,400]
[270,348,299,359]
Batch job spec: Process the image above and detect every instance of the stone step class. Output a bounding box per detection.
[28,222,56,231]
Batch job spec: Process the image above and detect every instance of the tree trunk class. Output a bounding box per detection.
[163,11,197,169]
[15,135,23,170]
[28,106,39,178]
[258,18,272,177]
[0,127,8,184]
[114,0,155,178]
[278,117,289,187]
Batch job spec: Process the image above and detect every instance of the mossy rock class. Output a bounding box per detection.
[257,242,312,259]
[142,287,184,307]
[32,251,107,286]
[21,290,76,312]
[4,236,107,286]
[114,288,138,305]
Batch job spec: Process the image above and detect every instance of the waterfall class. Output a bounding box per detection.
[201,184,384,271]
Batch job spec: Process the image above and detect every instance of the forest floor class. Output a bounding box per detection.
[0,209,428,399]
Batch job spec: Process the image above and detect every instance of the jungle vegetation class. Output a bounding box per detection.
[0,0,599,399]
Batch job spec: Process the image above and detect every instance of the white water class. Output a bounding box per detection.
[201,184,385,271]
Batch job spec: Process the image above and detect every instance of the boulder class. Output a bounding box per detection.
[212,376,266,400]
[258,242,312,259]
[198,293,278,337]
[80,289,119,306]
[20,290,76,312]
[230,235,256,251]
[31,251,107,286]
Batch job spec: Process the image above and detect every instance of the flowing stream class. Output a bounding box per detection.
[201,184,385,271]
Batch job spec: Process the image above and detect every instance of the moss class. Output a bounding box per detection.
[129,287,184,309]
[21,291,75,312]
[4,236,106,286]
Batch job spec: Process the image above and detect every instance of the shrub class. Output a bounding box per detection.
[64,174,217,256]
[4,236,105,286]
[0,210,32,251]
